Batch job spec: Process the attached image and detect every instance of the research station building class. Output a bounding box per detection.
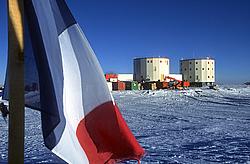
[180,58,215,86]
[133,57,170,82]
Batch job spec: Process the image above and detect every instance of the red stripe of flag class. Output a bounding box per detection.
[76,101,145,163]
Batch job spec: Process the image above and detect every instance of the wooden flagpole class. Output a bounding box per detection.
[7,0,25,163]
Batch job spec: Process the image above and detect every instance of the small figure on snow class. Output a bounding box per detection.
[0,102,9,123]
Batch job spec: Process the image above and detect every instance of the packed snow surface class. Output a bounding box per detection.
[1,85,250,163]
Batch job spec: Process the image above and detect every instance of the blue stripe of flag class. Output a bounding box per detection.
[24,0,67,149]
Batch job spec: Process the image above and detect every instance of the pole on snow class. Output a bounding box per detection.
[7,0,25,163]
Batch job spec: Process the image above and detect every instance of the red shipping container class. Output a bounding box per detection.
[183,81,190,87]
[112,82,125,91]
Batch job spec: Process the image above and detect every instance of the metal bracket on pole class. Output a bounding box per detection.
[8,0,24,163]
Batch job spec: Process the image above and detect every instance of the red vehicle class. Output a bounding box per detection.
[164,76,190,89]
[105,73,118,81]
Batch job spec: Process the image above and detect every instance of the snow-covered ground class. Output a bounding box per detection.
[1,85,250,163]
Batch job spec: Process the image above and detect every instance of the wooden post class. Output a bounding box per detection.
[7,0,24,163]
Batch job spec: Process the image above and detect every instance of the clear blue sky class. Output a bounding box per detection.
[0,0,250,84]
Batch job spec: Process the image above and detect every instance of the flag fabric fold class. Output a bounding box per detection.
[4,0,144,163]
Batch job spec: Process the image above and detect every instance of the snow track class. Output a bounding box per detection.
[1,85,250,163]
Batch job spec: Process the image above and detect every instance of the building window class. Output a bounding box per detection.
[196,68,198,70]
[190,76,192,79]
[196,62,198,64]
[208,76,210,78]
[190,62,192,64]
[180,68,182,72]
[147,61,149,63]
[196,76,199,80]
[212,68,213,70]
[190,68,192,71]
[208,68,210,70]
[185,68,187,71]
[160,60,162,63]
[208,62,210,64]
[202,68,204,70]
[212,76,214,78]
[151,60,152,63]
[212,62,213,64]
[167,61,168,65]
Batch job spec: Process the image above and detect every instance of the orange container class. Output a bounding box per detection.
[112,82,125,91]
[162,82,169,88]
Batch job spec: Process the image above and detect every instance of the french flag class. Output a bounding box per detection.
[14,0,145,163]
